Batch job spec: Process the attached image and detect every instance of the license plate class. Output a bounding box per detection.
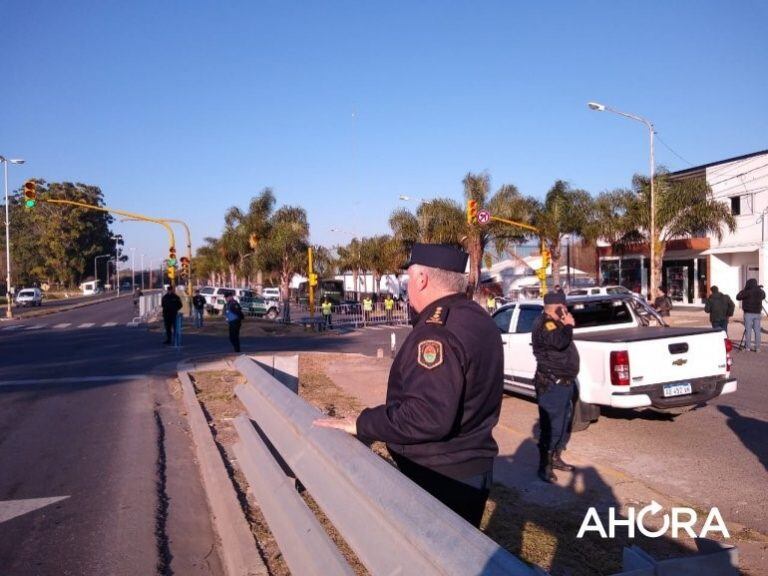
[663,382,692,398]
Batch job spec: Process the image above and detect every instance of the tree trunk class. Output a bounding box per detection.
[466,236,483,298]
[650,235,665,301]
[550,242,562,287]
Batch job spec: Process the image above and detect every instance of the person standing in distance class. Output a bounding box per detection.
[321,296,333,330]
[736,278,765,352]
[161,285,182,345]
[315,243,504,527]
[224,292,244,353]
[704,286,734,332]
[532,291,579,483]
[192,289,206,328]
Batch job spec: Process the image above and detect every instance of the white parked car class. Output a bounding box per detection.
[568,285,646,301]
[493,294,736,431]
[261,287,280,302]
[15,287,43,307]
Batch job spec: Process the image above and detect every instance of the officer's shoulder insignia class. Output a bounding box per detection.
[425,306,446,325]
[417,340,443,369]
[545,321,557,331]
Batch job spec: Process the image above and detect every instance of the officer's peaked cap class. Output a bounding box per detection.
[404,243,468,273]
[543,292,566,305]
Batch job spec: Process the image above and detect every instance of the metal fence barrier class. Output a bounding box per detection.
[290,300,410,330]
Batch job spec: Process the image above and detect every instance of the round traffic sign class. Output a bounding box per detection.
[477,210,491,224]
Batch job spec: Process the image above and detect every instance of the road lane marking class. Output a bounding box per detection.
[52,323,72,329]
[77,323,95,328]
[0,496,70,524]
[102,322,117,327]
[24,325,46,331]
[0,374,150,388]
[1,325,23,331]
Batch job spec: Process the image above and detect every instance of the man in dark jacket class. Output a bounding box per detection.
[736,278,766,352]
[704,286,735,331]
[224,292,244,352]
[161,286,183,345]
[192,289,206,328]
[532,291,579,483]
[314,243,504,527]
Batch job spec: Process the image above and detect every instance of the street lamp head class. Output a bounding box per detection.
[9,159,25,165]
[398,195,411,201]
[587,102,606,112]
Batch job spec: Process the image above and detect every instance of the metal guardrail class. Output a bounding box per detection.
[232,355,544,575]
[129,292,163,327]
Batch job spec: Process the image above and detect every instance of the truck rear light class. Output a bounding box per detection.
[725,338,733,372]
[610,350,631,386]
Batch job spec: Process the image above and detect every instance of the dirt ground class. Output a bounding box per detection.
[189,353,748,576]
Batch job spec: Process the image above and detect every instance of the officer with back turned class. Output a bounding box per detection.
[314,243,504,527]
[532,291,579,483]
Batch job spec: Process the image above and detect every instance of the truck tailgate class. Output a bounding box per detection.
[575,326,729,386]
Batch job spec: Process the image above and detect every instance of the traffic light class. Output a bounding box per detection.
[466,200,478,224]
[309,273,318,287]
[23,181,36,208]
[168,247,177,267]
[179,256,190,278]
[541,246,551,269]
[167,265,176,281]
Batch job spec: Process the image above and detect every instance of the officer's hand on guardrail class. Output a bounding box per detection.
[313,416,357,435]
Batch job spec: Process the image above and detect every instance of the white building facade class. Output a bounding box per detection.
[669,149,768,300]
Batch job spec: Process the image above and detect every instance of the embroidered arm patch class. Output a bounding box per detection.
[417,340,443,369]
[545,321,557,331]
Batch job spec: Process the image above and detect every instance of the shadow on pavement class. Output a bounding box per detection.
[718,405,768,473]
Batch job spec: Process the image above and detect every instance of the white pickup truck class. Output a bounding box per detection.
[493,294,737,431]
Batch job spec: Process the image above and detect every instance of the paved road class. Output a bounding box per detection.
[0,296,408,575]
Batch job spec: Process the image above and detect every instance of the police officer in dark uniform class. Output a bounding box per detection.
[315,243,504,527]
[532,291,579,483]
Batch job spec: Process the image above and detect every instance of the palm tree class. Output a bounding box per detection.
[532,180,594,286]
[255,206,310,301]
[623,172,736,296]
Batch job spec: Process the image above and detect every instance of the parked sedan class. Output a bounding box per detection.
[15,287,43,307]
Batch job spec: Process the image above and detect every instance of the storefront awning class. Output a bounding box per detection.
[701,245,759,256]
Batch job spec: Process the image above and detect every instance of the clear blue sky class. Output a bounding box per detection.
[2,1,766,265]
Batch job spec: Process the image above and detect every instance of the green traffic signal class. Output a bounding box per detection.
[25,199,36,208]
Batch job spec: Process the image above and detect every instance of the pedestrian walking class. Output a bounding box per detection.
[321,297,333,329]
[192,289,206,328]
[704,286,735,332]
[161,286,182,345]
[363,295,373,325]
[224,292,245,353]
[384,293,394,325]
[315,243,504,527]
[736,278,766,352]
[653,286,672,317]
[532,291,579,483]
[133,287,143,312]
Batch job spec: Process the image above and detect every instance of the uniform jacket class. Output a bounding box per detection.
[736,279,766,314]
[161,292,183,319]
[192,294,206,310]
[704,292,734,322]
[356,293,504,479]
[225,299,244,323]
[531,313,580,381]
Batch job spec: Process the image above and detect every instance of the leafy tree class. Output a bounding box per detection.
[3,181,115,288]
[532,180,594,286]
[254,206,310,301]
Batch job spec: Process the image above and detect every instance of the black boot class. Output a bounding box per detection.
[552,449,575,472]
[537,449,557,483]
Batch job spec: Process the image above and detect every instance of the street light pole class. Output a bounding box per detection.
[1,156,25,319]
[141,254,145,290]
[130,247,136,292]
[111,235,122,295]
[588,102,656,299]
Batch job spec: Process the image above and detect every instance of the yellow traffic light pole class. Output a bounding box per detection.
[121,217,193,295]
[39,198,178,287]
[307,246,315,318]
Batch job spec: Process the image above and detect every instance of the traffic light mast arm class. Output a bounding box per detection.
[41,198,177,249]
[488,216,548,296]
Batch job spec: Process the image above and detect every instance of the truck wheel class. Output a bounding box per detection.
[266,309,278,320]
[572,397,600,432]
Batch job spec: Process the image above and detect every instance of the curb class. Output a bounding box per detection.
[0,294,123,322]
[176,365,267,576]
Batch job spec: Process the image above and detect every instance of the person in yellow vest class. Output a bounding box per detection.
[363,295,373,325]
[321,297,333,329]
[486,293,496,314]
[384,293,395,325]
